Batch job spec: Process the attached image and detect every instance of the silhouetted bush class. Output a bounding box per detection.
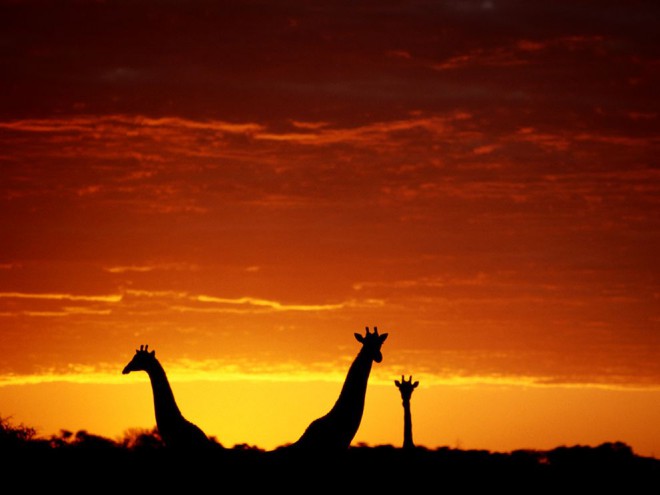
[0,415,36,447]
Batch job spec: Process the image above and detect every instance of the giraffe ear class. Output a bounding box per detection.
[380,333,389,342]
[150,350,155,356]
[355,332,364,343]
[413,381,419,388]
[395,380,401,386]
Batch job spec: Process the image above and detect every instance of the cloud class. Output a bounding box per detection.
[194,295,384,313]
[431,35,608,72]
[21,308,113,317]
[0,287,385,319]
[0,115,264,135]
[0,112,464,154]
[103,263,200,274]
[254,114,465,147]
[0,292,122,303]
[0,292,121,317]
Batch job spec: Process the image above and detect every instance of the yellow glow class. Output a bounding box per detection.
[1,377,658,458]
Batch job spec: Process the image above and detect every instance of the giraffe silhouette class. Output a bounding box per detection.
[285,326,388,452]
[395,375,419,449]
[122,344,212,449]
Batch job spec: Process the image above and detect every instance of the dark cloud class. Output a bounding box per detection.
[2,1,658,124]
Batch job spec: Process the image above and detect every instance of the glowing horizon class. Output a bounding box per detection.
[3,358,660,392]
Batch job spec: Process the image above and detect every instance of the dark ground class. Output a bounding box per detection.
[2,418,658,491]
[5,441,659,492]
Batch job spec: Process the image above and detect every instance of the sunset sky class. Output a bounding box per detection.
[1,1,659,457]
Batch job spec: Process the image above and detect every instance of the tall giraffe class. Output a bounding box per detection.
[395,375,418,449]
[286,326,388,451]
[122,344,212,449]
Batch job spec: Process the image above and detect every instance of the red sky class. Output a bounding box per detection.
[1,1,659,456]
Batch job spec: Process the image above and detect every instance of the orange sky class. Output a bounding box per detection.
[1,1,659,457]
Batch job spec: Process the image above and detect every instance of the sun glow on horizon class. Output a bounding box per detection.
[2,363,658,394]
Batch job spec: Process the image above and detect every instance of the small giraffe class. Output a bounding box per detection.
[287,326,388,451]
[122,344,212,449]
[395,374,419,449]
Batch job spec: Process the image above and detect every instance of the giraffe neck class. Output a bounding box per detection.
[329,346,373,419]
[144,360,184,429]
[402,398,414,449]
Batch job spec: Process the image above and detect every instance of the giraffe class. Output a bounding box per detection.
[286,326,388,452]
[122,344,212,449]
[395,374,419,449]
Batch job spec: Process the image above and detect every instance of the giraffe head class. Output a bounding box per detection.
[354,326,388,363]
[395,375,419,401]
[122,344,157,374]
